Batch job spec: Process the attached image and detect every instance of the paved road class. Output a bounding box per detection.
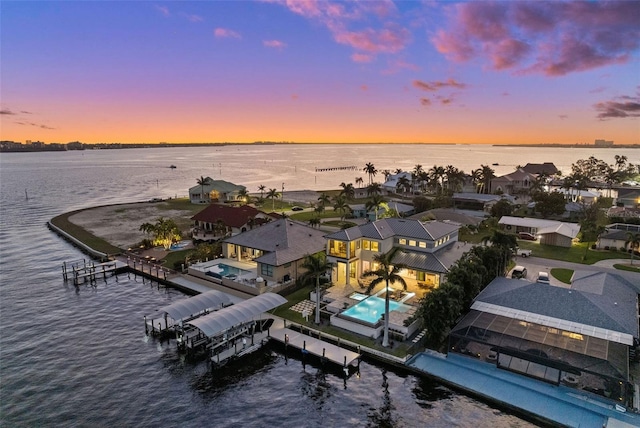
[510,255,640,287]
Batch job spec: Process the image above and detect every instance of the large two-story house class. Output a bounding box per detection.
[324,218,462,290]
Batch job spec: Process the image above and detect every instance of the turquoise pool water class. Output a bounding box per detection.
[206,263,251,279]
[341,296,411,324]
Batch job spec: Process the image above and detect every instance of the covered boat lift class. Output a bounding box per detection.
[145,289,232,336]
[180,292,287,360]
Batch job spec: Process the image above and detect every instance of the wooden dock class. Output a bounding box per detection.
[62,259,127,285]
[268,319,361,369]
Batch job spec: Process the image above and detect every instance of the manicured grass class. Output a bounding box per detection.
[323,220,357,228]
[550,268,573,284]
[614,263,640,273]
[516,241,631,265]
[161,249,192,270]
[289,209,342,222]
[51,211,124,255]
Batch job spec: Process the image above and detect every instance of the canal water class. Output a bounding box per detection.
[4,144,627,426]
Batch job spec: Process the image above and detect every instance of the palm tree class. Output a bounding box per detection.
[355,177,364,188]
[625,232,640,266]
[428,165,445,194]
[307,217,321,229]
[366,182,382,196]
[362,248,407,347]
[363,162,377,185]
[332,194,351,221]
[317,192,331,207]
[339,182,355,201]
[397,176,410,195]
[366,194,386,221]
[300,253,333,325]
[196,176,209,202]
[478,165,496,194]
[237,188,250,205]
[266,188,280,211]
[382,169,392,181]
[258,184,266,200]
[139,217,182,250]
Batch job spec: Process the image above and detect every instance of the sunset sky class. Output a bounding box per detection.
[1,1,639,145]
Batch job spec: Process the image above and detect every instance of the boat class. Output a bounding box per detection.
[492,163,499,166]
[169,165,177,169]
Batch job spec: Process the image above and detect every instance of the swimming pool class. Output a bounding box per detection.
[169,240,190,250]
[341,296,411,324]
[349,292,369,301]
[206,263,251,279]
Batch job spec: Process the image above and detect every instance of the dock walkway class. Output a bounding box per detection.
[268,318,360,368]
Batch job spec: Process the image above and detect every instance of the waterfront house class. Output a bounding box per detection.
[520,162,559,176]
[191,204,277,241]
[498,216,580,247]
[349,201,414,220]
[189,178,246,204]
[490,168,538,196]
[324,218,462,290]
[222,218,327,286]
[449,273,639,408]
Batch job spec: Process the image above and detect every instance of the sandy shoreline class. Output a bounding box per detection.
[67,190,325,249]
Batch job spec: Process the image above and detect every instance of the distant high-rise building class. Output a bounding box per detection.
[594,139,614,147]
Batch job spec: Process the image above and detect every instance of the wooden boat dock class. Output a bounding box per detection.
[268,318,361,369]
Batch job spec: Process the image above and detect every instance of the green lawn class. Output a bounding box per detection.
[550,268,573,284]
[50,210,124,255]
[516,240,631,265]
[613,263,640,273]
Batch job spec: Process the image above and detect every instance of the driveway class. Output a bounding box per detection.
[509,255,640,288]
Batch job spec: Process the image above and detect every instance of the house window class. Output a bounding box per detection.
[419,241,426,248]
[363,240,370,251]
[399,238,407,245]
[329,239,347,258]
[409,240,416,247]
[363,239,379,252]
[260,264,273,277]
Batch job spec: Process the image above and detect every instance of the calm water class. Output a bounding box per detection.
[1,144,636,427]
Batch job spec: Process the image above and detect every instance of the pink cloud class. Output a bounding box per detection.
[360,85,368,91]
[433,1,640,76]
[420,97,431,106]
[412,78,467,92]
[263,40,286,49]
[594,89,640,120]
[273,0,407,63]
[181,13,203,23]
[214,28,241,39]
[351,52,374,63]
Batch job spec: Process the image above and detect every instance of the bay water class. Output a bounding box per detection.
[1,144,636,427]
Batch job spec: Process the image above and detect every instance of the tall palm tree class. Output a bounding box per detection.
[479,165,496,194]
[317,192,331,207]
[382,169,392,181]
[362,248,408,347]
[355,177,364,188]
[266,188,280,211]
[332,194,351,221]
[139,217,182,250]
[196,176,209,202]
[428,165,445,194]
[307,217,321,229]
[300,253,333,325]
[258,184,266,200]
[397,176,410,195]
[366,182,382,196]
[366,194,386,220]
[363,162,377,185]
[339,182,355,201]
[625,232,640,266]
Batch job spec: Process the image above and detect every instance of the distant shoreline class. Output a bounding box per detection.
[1,141,637,153]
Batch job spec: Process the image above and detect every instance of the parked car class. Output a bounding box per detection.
[536,272,550,284]
[291,206,304,211]
[516,248,532,257]
[511,265,527,279]
[518,232,537,241]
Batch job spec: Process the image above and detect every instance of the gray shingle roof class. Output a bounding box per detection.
[475,277,637,338]
[325,218,459,242]
[224,219,326,266]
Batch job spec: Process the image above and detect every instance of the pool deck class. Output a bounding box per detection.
[407,351,640,427]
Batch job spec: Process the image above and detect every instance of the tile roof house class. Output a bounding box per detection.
[221,218,327,286]
[449,273,638,406]
[349,201,415,220]
[521,162,559,176]
[324,218,462,289]
[189,177,246,204]
[191,204,276,241]
[490,169,538,196]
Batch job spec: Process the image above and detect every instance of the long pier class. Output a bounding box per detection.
[62,259,127,285]
[315,165,358,172]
